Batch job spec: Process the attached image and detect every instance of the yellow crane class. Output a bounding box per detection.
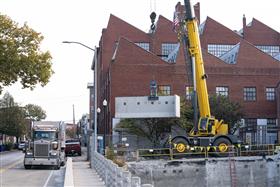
[172,0,240,155]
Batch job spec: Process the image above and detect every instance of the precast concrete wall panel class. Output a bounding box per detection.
[115,95,180,118]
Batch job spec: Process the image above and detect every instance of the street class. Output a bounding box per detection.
[0,150,66,187]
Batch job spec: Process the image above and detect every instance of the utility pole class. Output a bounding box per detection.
[73,104,76,125]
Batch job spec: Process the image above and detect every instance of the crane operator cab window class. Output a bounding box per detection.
[208,119,214,133]
[199,118,214,133]
[199,118,208,132]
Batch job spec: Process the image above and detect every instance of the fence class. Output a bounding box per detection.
[96,134,280,161]
[136,144,280,160]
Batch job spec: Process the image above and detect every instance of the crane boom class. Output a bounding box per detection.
[171,0,240,157]
[184,0,211,118]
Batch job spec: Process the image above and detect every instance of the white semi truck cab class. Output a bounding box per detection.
[24,121,66,169]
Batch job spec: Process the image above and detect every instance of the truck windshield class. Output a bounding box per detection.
[34,131,57,140]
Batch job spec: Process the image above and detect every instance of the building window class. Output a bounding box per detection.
[267,118,277,133]
[161,43,178,62]
[207,44,236,57]
[256,45,280,57]
[135,42,150,51]
[266,87,275,101]
[186,86,193,100]
[244,87,256,101]
[216,86,229,97]
[244,118,257,133]
[267,119,277,126]
[158,85,171,96]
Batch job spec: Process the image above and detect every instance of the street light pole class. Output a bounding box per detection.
[62,41,95,52]
[96,107,101,152]
[102,99,107,155]
[62,41,98,154]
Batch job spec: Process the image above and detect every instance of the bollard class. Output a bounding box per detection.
[131,176,141,187]
[123,171,132,187]
[141,184,154,187]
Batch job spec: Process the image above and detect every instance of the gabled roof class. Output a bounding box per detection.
[200,17,241,47]
[243,18,280,45]
[105,14,150,42]
[202,48,233,68]
[112,36,170,66]
[153,15,178,41]
[237,39,280,68]
[202,39,279,68]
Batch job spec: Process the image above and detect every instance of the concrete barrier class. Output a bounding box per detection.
[64,157,74,187]
[91,150,152,187]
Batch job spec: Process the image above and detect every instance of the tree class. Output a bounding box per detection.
[0,92,27,143]
[0,14,53,93]
[115,97,193,147]
[66,127,76,139]
[209,95,243,134]
[24,104,46,121]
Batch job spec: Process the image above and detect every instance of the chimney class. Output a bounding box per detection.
[243,14,246,30]
[242,14,246,37]
[194,2,200,25]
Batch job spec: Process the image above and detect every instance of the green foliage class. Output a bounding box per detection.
[209,95,243,134]
[0,92,47,139]
[173,99,194,132]
[0,93,27,138]
[66,128,76,139]
[24,104,46,121]
[0,14,53,93]
[4,142,14,150]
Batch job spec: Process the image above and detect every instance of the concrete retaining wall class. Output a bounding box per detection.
[127,154,280,187]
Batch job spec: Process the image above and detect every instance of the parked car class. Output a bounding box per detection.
[65,139,81,156]
[18,141,26,150]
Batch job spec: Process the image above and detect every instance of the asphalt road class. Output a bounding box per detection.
[0,150,66,187]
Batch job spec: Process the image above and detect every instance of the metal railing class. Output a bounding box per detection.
[135,144,279,160]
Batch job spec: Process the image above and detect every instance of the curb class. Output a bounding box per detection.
[64,157,74,187]
[0,149,20,154]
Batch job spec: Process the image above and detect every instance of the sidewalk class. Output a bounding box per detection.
[73,161,105,187]
[71,146,105,187]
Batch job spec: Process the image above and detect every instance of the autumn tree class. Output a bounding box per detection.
[0,14,53,93]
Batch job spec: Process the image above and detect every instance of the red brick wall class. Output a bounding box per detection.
[97,11,280,136]
[243,18,280,45]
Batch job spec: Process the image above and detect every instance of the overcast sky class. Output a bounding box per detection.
[1,0,279,123]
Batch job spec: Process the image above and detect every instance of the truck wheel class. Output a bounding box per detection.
[213,137,232,157]
[55,162,61,170]
[24,165,32,169]
[172,137,189,158]
[60,161,65,166]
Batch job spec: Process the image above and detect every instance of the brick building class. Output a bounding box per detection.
[92,2,280,145]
